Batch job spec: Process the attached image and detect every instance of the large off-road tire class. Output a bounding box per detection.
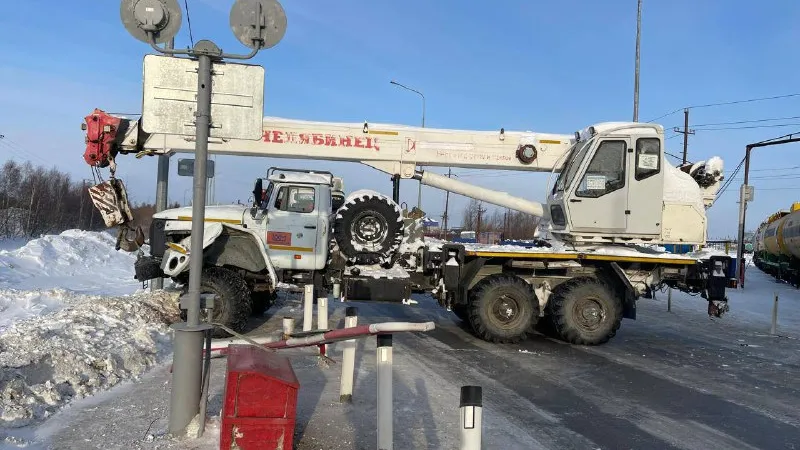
[468,274,538,344]
[547,277,623,345]
[334,192,404,265]
[181,266,252,338]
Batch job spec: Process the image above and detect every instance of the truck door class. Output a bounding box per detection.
[266,184,321,270]
[566,139,629,232]
[625,136,663,237]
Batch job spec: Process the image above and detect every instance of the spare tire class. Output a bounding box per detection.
[334,191,404,264]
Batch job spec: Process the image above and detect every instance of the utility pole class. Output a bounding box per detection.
[78,179,86,229]
[503,209,509,239]
[442,168,453,238]
[736,132,800,287]
[475,203,486,242]
[672,108,695,164]
[633,0,642,122]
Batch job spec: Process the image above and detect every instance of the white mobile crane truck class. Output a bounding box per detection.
[82,109,732,345]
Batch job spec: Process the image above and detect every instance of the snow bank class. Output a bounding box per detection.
[0,230,141,296]
[0,289,79,332]
[0,230,143,331]
[0,291,180,428]
[351,264,410,279]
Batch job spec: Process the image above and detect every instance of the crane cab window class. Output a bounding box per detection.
[576,140,626,198]
[275,186,316,213]
[635,138,661,180]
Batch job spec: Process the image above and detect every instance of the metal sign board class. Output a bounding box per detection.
[142,54,265,140]
[177,158,215,177]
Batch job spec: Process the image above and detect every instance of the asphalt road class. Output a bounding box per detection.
[325,291,800,450]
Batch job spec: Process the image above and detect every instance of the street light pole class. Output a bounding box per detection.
[390,80,426,209]
[633,0,642,122]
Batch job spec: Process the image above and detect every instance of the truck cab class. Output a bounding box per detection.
[137,168,343,288]
[246,169,339,271]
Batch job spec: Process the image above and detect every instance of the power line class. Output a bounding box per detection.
[184,0,195,48]
[692,115,800,127]
[678,122,800,132]
[713,156,746,205]
[646,92,800,123]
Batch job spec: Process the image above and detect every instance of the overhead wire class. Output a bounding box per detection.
[692,115,800,127]
[646,92,800,123]
[184,0,195,48]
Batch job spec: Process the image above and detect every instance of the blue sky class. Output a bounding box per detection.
[2,0,800,238]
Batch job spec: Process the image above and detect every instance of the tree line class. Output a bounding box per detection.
[459,198,541,240]
[0,160,175,239]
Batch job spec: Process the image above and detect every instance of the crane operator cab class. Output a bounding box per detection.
[547,122,721,245]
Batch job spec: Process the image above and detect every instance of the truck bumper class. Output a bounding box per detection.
[134,255,165,282]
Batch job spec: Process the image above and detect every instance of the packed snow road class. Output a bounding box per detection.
[287,264,800,449]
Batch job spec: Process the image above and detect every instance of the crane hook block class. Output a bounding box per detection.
[83,109,122,168]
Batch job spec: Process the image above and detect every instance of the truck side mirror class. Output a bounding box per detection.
[252,178,263,208]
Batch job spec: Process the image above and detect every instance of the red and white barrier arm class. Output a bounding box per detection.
[207,321,435,358]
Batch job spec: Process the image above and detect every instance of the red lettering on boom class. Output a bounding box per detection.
[262,129,380,151]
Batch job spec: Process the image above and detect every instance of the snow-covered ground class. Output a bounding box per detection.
[0,231,179,434]
[0,230,145,330]
[1,229,799,449]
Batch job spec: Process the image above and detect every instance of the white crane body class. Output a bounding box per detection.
[82,109,733,345]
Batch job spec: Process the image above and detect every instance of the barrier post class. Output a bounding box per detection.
[771,292,779,335]
[459,385,483,450]
[667,287,672,312]
[339,307,358,403]
[303,285,314,332]
[377,334,393,450]
[317,295,329,355]
[282,317,295,339]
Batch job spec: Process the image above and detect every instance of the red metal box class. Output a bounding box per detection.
[219,344,300,450]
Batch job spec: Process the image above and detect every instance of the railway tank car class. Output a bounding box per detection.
[753,203,800,285]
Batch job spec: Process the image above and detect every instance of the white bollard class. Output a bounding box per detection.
[282,316,295,339]
[303,285,314,332]
[771,292,779,335]
[339,307,359,403]
[317,296,329,330]
[377,334,393,450]
[667,286,672,312]
[333,282,341,300]
[459,386,483,450]
[317,296,329,355]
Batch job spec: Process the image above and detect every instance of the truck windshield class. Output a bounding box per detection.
[554,140,591,193]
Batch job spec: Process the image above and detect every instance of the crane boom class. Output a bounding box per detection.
[86,110,575,179]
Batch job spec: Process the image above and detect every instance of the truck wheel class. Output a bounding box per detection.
[548,278,622,345]
[468,274,538,344]
[334,192,404,264]
[181,267,252,338]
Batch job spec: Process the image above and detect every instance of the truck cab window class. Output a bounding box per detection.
[635,138,660,180]
[274,186,286,210]
[286,186,315,213]
[576,140,626,198]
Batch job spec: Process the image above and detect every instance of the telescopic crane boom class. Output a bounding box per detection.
[83,109,724,246]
